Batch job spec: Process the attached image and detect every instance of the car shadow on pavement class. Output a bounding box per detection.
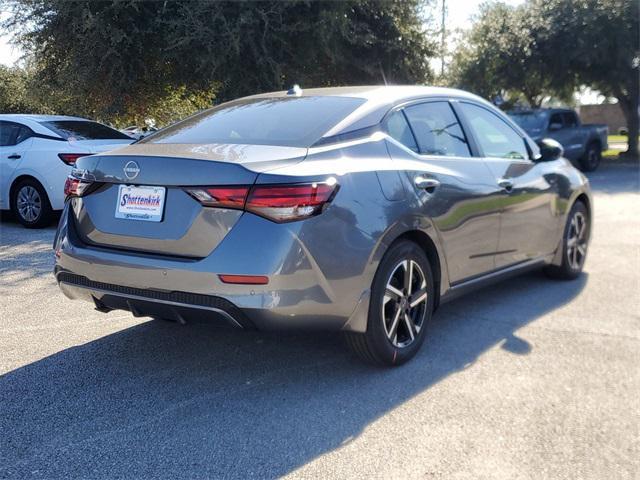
[0,270,587,478]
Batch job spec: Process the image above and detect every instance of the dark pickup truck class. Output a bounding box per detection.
[508,108,608,171]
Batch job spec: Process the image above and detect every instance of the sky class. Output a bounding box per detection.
[0,10,20,66]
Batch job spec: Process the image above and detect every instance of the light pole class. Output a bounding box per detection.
[440,0,446,77]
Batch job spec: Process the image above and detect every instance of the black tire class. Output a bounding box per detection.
[10,178,54,228]
[579,142,601,172]
[345,240,435,366]
[544,201,590,280]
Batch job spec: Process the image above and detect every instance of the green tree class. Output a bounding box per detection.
[0,64,67,113]
[449,2,572,108]
[531,0,639,157]
[0,65,31,112]
[2,0,436,125]
[450,0,639,157]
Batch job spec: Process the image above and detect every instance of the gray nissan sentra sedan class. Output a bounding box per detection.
[54,86,592,365]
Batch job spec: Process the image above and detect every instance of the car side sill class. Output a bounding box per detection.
[440,257,548,304]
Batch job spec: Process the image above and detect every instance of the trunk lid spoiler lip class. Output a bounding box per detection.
[74,151,308,187]
[93,142,309,173]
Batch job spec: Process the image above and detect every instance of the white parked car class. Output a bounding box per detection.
[0,115,133,227]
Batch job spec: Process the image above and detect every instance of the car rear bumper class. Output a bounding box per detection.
[53,203,375,332]
[56,271,254,328]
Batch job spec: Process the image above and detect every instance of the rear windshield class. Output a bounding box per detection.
[508,112,547,132]
[41,121,131,140]
[139,96,366,148]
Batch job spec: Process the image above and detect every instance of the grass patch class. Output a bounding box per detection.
[608,135,637,144]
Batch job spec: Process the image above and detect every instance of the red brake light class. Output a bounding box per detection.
[183,181,338,222]
[184,186,249,209]
[58,153,88,166]
[246,183,338,222]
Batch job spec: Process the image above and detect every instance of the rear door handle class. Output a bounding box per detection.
[414,176,440,193]
[498,179,514,192]
[8,154,21,160]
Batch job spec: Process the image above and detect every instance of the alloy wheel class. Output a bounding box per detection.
[567,211,588,270]
[382,259,428,348]
[17,186,42,223]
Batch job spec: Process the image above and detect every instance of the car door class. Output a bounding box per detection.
[548,111,580,160]
[454,102,560,269]
[385,100,502,284]
[561,111,585,159]
[0,121,32,209]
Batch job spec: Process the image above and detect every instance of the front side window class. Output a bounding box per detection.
[458,103,528,160]
[403,102,470,157]
[140,96,366,148]
[384,110,418,152]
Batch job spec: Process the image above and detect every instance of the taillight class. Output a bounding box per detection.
[184,186,250,209]
[64,175,93,198]
[183,180,339,222]
[58,153,88,166]
[246,183,338,222]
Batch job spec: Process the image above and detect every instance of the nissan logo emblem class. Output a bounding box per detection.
[123,161,140,180]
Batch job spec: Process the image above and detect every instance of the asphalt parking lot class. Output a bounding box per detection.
[1,162,638,479]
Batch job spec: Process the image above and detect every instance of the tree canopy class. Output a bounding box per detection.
[2,0,436,126]
[532,0,639,156]
[450,0,639,156]
[448,2,572,107]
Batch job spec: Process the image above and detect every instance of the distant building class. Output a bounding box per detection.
[578,104,627,135]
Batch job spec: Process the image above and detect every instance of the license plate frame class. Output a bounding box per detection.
[115,184,166,223]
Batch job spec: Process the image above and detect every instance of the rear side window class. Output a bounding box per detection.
[140,96,366,148]
[404,102,470,157]
[549,113,564,129]
[0,121,31,147]
[40,121,131,140]
[458,103,528,160]
[384,110,418,152]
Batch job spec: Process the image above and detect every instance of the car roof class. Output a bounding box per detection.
[244,85,492,138]
[247,85,481,102]
[508,108,574,114]
[0,114,97,137]
[0,114,89,122]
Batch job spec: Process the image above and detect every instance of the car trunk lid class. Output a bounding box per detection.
[70,144,307,257]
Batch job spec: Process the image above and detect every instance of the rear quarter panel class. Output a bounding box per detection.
[255,136,450,329]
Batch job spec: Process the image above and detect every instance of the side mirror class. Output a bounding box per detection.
[549,122,563,131]
[536,138,564,162]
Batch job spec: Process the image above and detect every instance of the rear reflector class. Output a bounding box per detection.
[58,153,88,166]
[218,274,269,285]
[184,180,338,223]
